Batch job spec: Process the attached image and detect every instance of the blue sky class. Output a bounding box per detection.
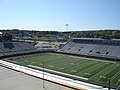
[0,0,120,31]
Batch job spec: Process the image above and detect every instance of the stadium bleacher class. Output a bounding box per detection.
[59,42,75,52]
[0,42,38,58]
[67,43,86,54]
[104,46,120,59]
[57,38,120,60]
[78,44,97,55]
[89,45,109,57]
[1,38,120,60]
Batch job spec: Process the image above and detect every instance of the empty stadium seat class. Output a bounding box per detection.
[0,42,37,57]
[57,41,120,60]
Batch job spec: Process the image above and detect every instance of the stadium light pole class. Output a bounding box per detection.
[65,24,69,31]
[43,63,46,90]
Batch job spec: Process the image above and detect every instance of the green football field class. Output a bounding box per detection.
[7,53,120,88]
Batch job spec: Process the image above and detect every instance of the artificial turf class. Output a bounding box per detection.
[7,53,120,89]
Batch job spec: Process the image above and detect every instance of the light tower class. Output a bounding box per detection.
[65,24,69,31]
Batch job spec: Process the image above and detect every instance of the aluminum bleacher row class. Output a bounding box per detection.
[0,42,38,57]
[57,42,120,60]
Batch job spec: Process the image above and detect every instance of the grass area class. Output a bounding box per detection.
[36,37,56,41]
[7,53,120,89]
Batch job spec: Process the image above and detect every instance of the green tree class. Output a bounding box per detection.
[112,30,119,38]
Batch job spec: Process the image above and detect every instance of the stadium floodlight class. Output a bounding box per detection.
[65,24,69,31]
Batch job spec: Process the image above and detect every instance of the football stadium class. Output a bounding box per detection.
[0,0,120,89]
[0,31,120,90]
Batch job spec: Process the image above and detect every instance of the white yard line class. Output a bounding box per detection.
[69,56,116,64]
[109,68,120,82]
[97,65,116,82]
[116,79,120,85]
[28,65,88,80]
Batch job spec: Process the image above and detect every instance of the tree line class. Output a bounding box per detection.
[0,29,120,42]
